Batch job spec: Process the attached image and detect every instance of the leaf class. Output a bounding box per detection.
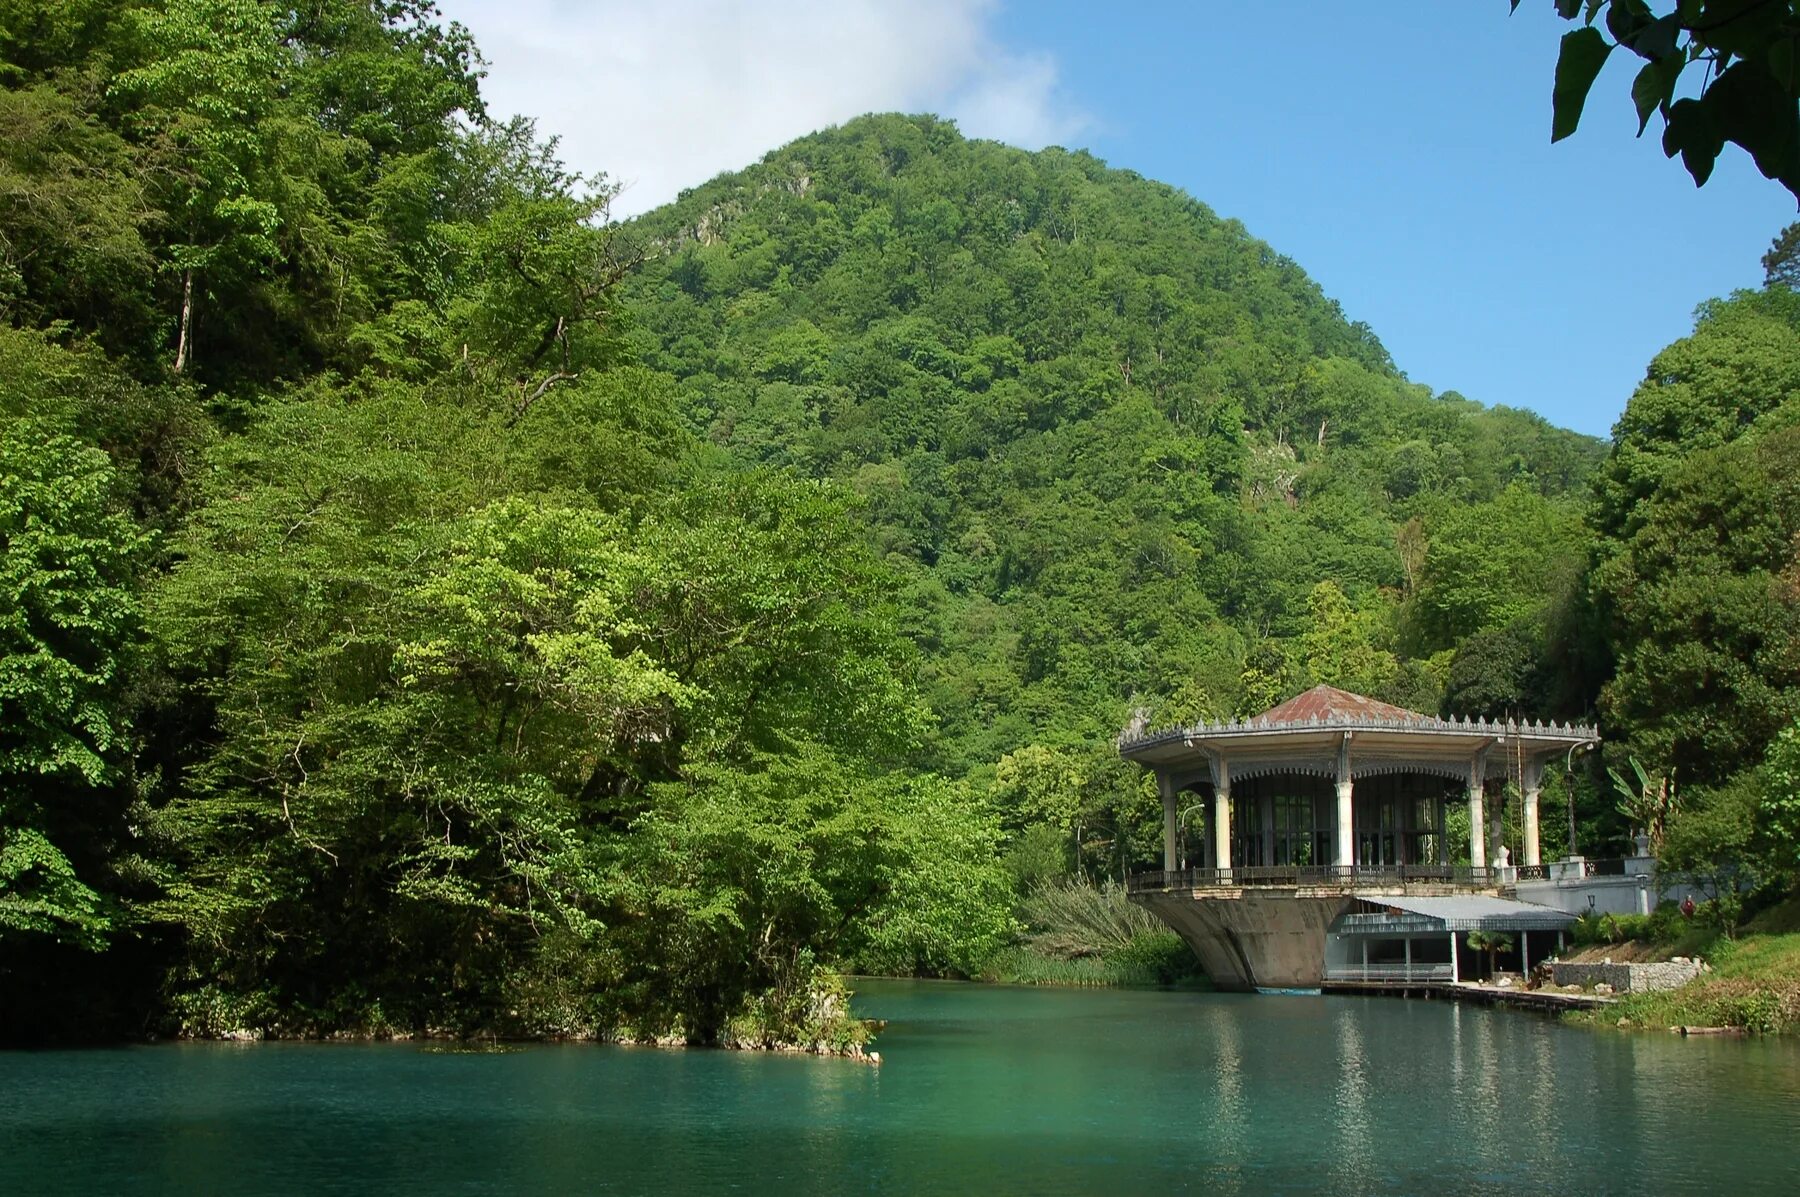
[1605,0,1654,55]
[1769,35,1800,95]
[1704,57,1800,194]
[1632,56,1685,134]
[1554,27,1616,142]
[1692,0,1790,58]
[1627,13,1682,62]
[1662,96,1726,185]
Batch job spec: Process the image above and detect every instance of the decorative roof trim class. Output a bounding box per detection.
[1122,710,1598,754]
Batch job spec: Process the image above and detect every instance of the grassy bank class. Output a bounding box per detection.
[977,933,1211,988]
[973,880,1210,990]
[1567,896,1800,1034]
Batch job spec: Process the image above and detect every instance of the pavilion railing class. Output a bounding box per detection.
[1126,865,1502,893]
[1323,963,1456,985]
[1514,864,1551,880]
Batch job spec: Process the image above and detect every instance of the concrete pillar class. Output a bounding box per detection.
[1335,779,1354,869]
[1213,785,1232,871]
[1449,933,1460,983]
[1522,761,1543,867]
[1467,777,1486,870]
[1335,733,1354,870]
[1160,774,1177,874]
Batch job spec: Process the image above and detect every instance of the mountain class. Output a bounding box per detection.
[617,113,1603,801]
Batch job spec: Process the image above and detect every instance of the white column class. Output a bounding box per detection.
[1467,767,1487,870]
[1160,774,1178,874]
[1213,784,1232,872]
[1450,933,1460,983]
[1211,752,1232,872]
[1522,760,1543,867]
[1335,733,1354,870]
[1336,779,1354,870]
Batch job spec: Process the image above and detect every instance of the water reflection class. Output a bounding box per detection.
[4,986,1800,1196]
[1331,1007,1373,1193]
[1202,1002,1246,1195]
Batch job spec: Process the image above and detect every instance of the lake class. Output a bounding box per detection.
[3,980,1797,1195]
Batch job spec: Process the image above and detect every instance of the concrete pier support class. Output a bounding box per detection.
[1133,889,1356,990]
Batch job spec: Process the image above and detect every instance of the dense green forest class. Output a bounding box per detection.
[1,1,1794,1043]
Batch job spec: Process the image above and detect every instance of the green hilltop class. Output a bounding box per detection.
[619,112,1602,818]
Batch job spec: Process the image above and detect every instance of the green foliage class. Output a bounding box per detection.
[1609,756,1679,852]
[1524,1,1800,200]
[0,10,1657,1042]
[1581,929,1800,1034]
[1017,878,1162,960]
[619,113,1604,867]
[1761,720,1800,880]
[1410,483,1586,651]
[0,421,145,948]
[1591,294,1800,786]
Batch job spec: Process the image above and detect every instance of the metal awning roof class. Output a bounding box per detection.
[1333,895,1577,934]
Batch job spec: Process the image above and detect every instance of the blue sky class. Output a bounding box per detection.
[443,1,1794,439]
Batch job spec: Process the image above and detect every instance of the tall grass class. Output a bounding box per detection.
[1017,879,1162,958]
[980,879,1205,988]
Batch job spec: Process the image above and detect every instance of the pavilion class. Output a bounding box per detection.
[1118,685,1596,990]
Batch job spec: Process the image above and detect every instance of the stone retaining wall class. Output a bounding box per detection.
[1549,959,1702,993]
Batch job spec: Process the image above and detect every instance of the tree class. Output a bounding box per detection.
[1523,0,1800,201]
[1609,756,1680,853]
[1465,929,1515,979]
[1765,219,1800,285]
[0,422,145,949]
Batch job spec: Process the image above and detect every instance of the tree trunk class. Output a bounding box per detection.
[173,269,194,375]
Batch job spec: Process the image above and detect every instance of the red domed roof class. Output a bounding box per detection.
[1252,684,1428,726]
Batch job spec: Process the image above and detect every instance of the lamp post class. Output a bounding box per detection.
[1176,801,1206,870]
[1564,740,1596,859]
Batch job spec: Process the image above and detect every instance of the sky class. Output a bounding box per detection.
[437,0,1796,439]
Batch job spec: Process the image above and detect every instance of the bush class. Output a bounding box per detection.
[1017,879,1160,959]
[1109,930,1203,986]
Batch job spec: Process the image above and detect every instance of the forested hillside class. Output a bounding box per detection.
[0,1,1009,1043]
[3,2,1792,1044]
[618,114,1605,873]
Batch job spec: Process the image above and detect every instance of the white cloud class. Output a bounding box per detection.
[435,0,1090,217]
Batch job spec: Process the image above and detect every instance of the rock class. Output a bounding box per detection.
[1594,983,1614,995]
[1617,1017,1631,1028]
[869,1051,881,1066]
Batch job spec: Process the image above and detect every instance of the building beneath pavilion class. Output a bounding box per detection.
[1119,685,1597,991]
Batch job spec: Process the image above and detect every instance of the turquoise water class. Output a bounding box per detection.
[4,980,1798,1194]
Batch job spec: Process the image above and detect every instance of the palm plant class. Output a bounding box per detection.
[1608,757,1678,855]
[1465,930,1514,980]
